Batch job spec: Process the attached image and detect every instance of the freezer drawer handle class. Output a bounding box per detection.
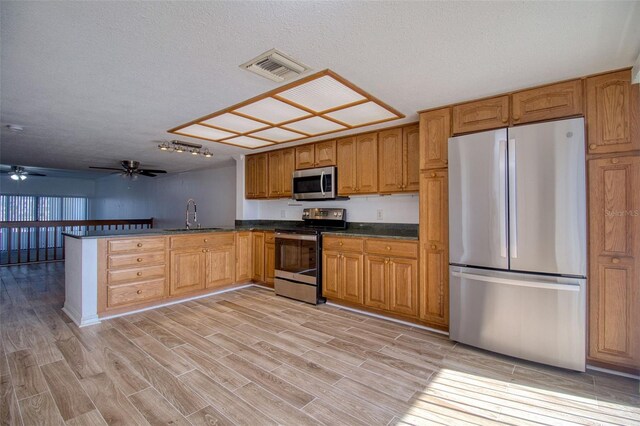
[451,271,580,292]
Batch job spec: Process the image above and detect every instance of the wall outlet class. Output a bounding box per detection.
[280,210,286,218]
[376,209,383,220]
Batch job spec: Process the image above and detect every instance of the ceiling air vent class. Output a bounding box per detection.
[241,49,309,82]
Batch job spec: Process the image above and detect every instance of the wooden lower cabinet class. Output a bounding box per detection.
[588,155,640,371]
[364,255,418,316]
[265,242,275,286]
[252,232,265,282]
[205,245,235,289]
[364,255,388,309]
[170,249,206,295]
[322,249,364,304]
[235,232,252,283]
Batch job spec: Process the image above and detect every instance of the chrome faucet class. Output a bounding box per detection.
[185,198,199,229]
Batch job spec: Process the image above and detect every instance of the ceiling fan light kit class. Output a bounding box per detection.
[158,140,213,158]
[3,166,46,180]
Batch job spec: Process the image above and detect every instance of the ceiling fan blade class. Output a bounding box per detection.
[140,169,167,174]
[27,172,46,177]
[138,171,157,177]
[89,166,124,171]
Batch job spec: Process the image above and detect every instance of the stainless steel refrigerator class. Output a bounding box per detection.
[448,117,587,371]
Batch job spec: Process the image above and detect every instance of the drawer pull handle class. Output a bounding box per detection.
[612,258,620,264]
[386,246,391,251]
[136,290,142,295]
[136,258,143,263]
[137,243,143,247]
[137,272,142,276]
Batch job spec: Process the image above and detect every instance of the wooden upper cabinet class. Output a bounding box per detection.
[295,145,315,169]
[452,95,509,135]
[419,108,451,170]
[403,124,420,191]
[315,140,337,167]
[246,153,268,199]
[586,69,639,155]
[512,79,583,125]
[355,133,378,194]
[588,155,640,369]
[378,128,404,193]
[267,150,283,198]
[337,137,358,194]
[281,148,295,196]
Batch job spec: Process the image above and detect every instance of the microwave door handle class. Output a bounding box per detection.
[320,171,325,196]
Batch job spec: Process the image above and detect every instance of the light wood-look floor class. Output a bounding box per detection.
[1,263,638,425]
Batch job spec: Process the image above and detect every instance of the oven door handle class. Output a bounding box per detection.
[275,233,317,241]
[320,171,325,196]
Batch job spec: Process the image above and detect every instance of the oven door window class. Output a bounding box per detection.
[275,238,317,278]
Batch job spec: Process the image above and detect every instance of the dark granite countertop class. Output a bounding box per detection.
[63,220,418,240]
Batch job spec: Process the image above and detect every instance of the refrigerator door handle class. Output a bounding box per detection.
[451,271,580,292]
[499,139,508,258]
[508,138,518,259]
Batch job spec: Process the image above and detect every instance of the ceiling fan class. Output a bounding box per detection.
[90,160,167,178]
[1,166,46,180]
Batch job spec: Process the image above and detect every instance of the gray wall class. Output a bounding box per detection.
[0,176,96,197]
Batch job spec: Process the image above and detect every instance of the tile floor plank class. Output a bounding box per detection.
[40,360,96,421]
[18,392,65,426]
[7,349,48,400]
[128,387,190,426]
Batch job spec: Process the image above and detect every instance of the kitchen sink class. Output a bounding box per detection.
[163,227,223,232]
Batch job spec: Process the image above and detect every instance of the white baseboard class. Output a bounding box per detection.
[63,304,101,327]
[98,284,254,322]
[587,365,640,380]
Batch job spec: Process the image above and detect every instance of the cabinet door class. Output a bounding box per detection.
[281,148,295,197]
[336,137,358,195]
[235,232,252,283]
[452,96,509,135]
[315,140,337,167]
[295,145,315,169]
[356,133,378,193]
[322,250,341,299]
[588,156,640,368]
[586,70,639,155]
[265,242,275,286]
[419,170,449,328]
[170,249,205,295]
[512,79,583,125]
[378,128,404,193]
[252,232,265,282]
[364,255,389,309]
[341,252,364,304]
[389,257,418,316]
[206,246,235,289]
[267,150,283,198]
[245,156,256,199]
[403,124,420,191]
[254,154,269,198]
[419,108,451,170]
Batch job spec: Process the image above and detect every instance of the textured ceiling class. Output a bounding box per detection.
[1,1,639,174]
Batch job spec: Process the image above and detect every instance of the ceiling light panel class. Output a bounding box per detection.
[324,101,398,126]
[283,116,346,135]
[234,97,310,124]
[223,136,275,148]
[174,124,236,141]
[168,70,404,149]
[277,75,366,112]
[249,127,304,142]
[201,113,266,133]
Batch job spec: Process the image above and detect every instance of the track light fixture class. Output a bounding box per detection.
[157,140,213,158]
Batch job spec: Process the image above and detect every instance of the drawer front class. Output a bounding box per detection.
[108,252,165,269]
[107,278,165,308]
[107,264,165,284]
[365,239,418,258]
[170,233,235,250]
[108,237,165,253]
[322,236,364,252]
[264,232,275,244]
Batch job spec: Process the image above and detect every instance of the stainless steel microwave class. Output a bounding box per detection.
[292,166,336,201]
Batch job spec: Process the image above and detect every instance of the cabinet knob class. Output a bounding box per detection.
[385,259,389,264]
[339,242,343,246]
[204,239,208,243]
[612,258,620,264]
[431,244,437,250]
[202,249,207,253]
[501,116,508,123]
[589,144,597,150]
[611,158,619,164]
[137,243,143,247]
[431,172,436,177]
[443,159,448,164]
[136,258,142,262]
[513,113,520,121]
[136,290,142,295]
[386,246,391,251]
[136,272,142,276]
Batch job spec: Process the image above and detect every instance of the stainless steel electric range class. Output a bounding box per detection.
[274,208,346,304]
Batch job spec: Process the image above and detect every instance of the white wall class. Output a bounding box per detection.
[92,163,236,228]
[0,176,96,197]
[234,156,419,224]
